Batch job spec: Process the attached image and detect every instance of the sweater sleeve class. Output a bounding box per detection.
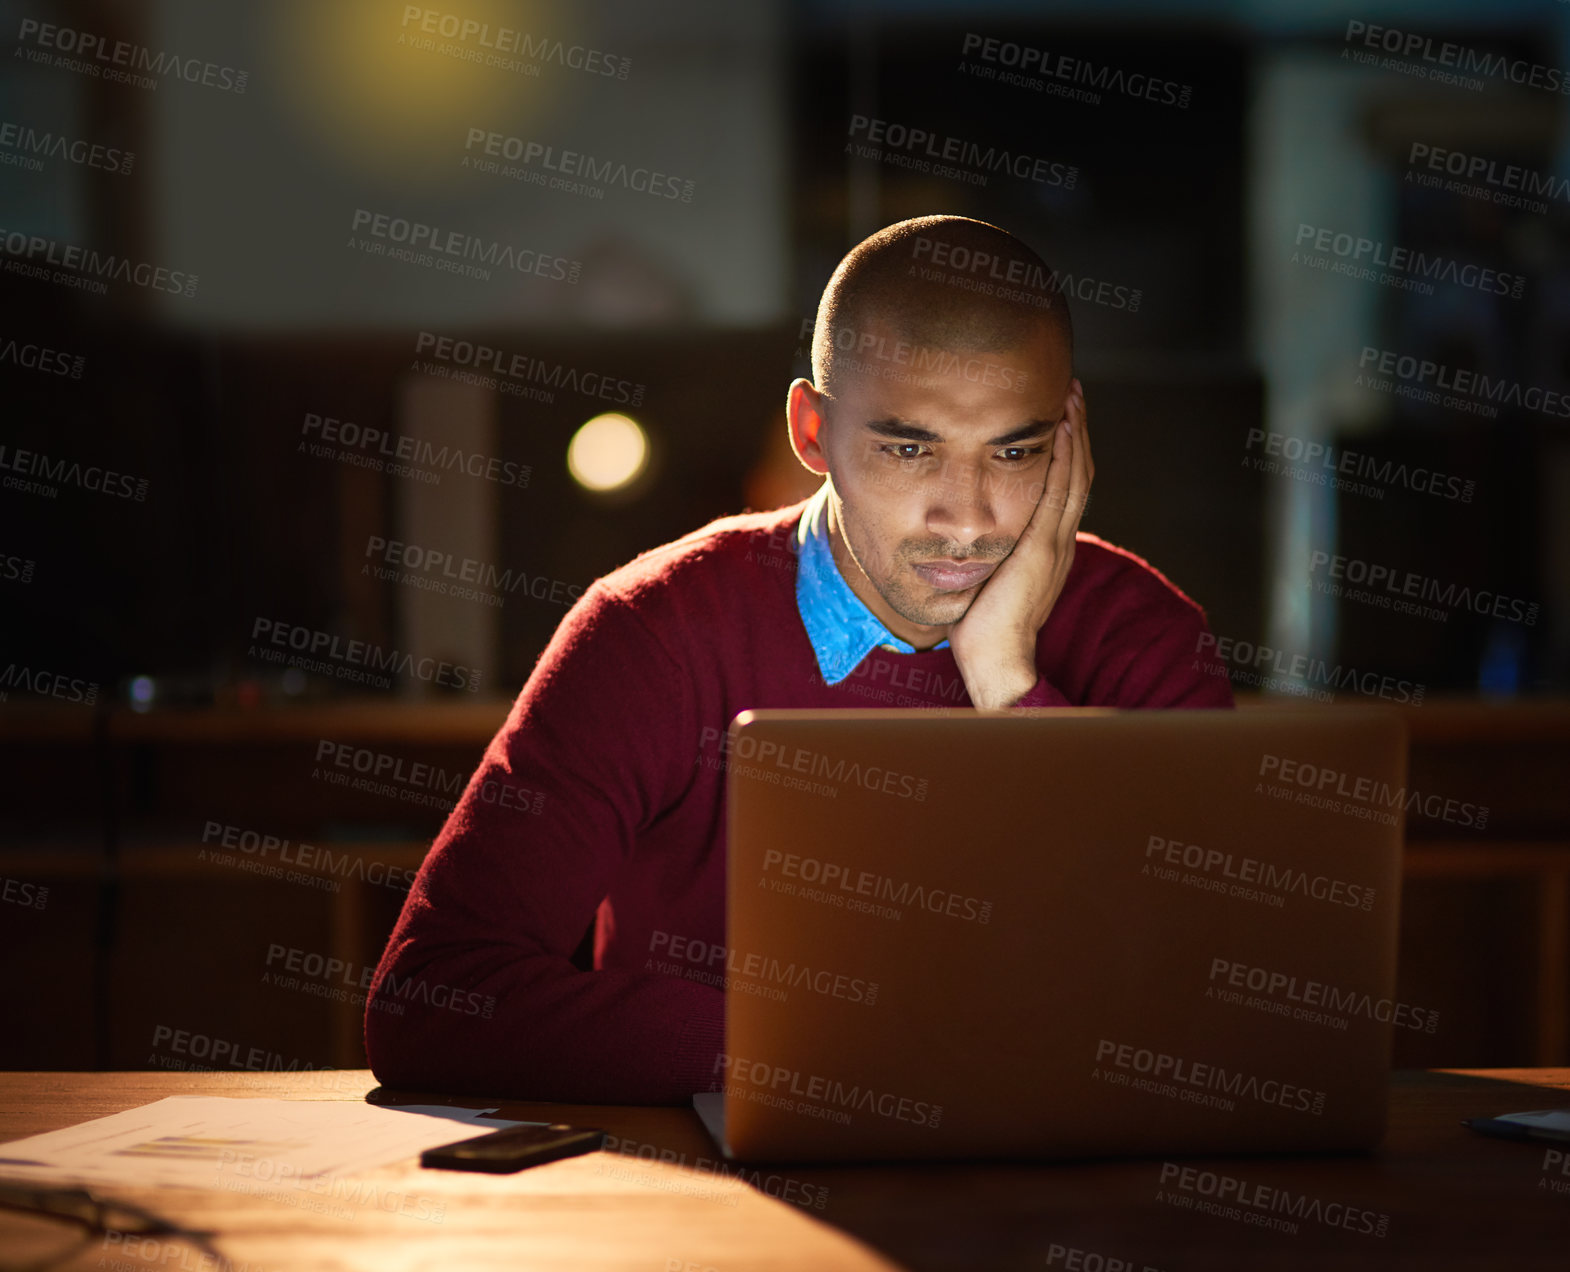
[989,608,1235,710]
[1011,675,1072,707]
[364,582,723,1105]
[1134,605,1237,708]
[1081,573,1237,709]
[1012,545,1236,709]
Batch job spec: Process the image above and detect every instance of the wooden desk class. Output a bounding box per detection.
[2,1070,1568,1271]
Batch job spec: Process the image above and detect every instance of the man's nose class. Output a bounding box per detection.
[926,459,998,545]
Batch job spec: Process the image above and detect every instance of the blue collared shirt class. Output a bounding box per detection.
[794,481,949,686]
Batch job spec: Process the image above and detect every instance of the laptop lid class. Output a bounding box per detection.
[711,707,1407,1163]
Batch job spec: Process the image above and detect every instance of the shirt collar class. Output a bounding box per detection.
[793,482,949,686]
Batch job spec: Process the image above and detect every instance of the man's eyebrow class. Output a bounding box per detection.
[864,417,1056,447]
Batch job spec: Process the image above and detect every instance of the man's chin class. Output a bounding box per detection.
[888,594,971,629]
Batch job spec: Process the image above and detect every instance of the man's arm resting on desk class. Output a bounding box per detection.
[365,584,722,1105]
[366,919,724,1105]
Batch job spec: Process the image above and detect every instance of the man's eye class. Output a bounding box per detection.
[877,443,1047,464]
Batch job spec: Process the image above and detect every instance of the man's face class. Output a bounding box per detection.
[815,318,1073,643]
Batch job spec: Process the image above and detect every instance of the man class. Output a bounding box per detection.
[365,215,1233,1103]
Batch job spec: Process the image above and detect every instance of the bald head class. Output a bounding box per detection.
[811,215,1073,395]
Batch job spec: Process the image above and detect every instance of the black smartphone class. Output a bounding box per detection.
[420,1122,606,1173]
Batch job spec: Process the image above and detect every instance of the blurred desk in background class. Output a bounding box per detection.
[1,696,1568,1068]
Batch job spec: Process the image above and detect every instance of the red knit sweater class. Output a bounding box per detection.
[365,497,1234,1103]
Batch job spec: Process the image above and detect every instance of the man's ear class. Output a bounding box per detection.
[786,378,830,476]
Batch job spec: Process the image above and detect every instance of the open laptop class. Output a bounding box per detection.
[694,706,1408,1163]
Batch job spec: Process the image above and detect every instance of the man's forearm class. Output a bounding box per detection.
[366,946,725,1104]
[959,657,1040,708]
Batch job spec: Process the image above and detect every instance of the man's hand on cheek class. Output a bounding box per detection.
[947,378,1093,708]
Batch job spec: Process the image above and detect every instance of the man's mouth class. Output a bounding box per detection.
[911,559,996,592]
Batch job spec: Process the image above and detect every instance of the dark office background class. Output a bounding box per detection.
[2,2,1568,1072]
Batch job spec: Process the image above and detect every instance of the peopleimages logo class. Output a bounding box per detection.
[1406,142,1570,214]
[463,128,695,202]
[0,335,84,378]
[1206,958,1440,1033]
[364,535,585,610]
[602,1133,830,1213]
[911,236,1140,313]
[249,617,482,693]
[715,1054,943,1129]
[1343,20,1570,97]
[0,226,197,297]
[1094,1039,1328,1116]
[14,18,248,93]
[1543,1147,1570,1196]
[149,1026,359,1084]
[414,331,645,407]
[760,848,992,924]
[299,411,531,491]
[701,726,929,800]
[1243,427,1473,503]
[960,32,1192,110]
[313,738,547,817]
[1259,754,1488,830]
[0,120,133,175]
[0,662,100,706]
[1357,346,1570,420]
[264,944,495,1019]
[1195,631,1425,706]
[1047,1243,1166,1272]
[348,208,581,284]
[213,1149,446,1224]
[0,553,36,585]
[1309,550,1538,628]
[797,316,1031,392]
[846,115,1077,188]
[1158,1163,1392,1239]
[0,443,148,502]
[1293,223,1525,299]
[99,1235,263,1272]
[647,931,878,1006]
[201,819,418,893]
[1144,835,1375,911]
[398,7,632,79]
[1,876,47,910]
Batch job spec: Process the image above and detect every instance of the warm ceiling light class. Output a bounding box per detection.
[567,412,649,492]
